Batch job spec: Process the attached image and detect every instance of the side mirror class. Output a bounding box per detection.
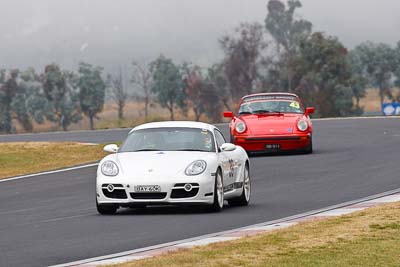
[223,111,234,118]
[305,107,315,116]
[103,144,119,153]
[220,143,236,152]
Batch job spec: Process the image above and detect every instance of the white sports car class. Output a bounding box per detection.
[96,121,251,214]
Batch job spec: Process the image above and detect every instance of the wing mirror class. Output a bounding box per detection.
[220,143,236,152]
[223,111,234,118]
[305,107,315,116]
[103,144,119,153]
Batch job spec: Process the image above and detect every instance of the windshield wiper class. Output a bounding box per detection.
[253,110,282,115]
[176,149,210,152]
[132,149,161,152]
[239,111,252,115]
[252,110,272,114]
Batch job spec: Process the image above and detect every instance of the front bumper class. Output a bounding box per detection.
[233,133,312,152]
[96,175,215,206]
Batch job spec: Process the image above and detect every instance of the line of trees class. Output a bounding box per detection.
[0,63,106,133]
[2,0,400,133]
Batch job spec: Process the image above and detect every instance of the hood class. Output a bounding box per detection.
[239,114,303,135]
[109,151,215,177]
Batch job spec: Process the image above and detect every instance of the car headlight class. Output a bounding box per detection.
[297,120,308,131]
[235,121,246,133]
[185,160,207,176]
[101,161,119,176]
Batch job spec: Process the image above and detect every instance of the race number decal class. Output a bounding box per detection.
[289,102,300,109]
[228,159,234,178]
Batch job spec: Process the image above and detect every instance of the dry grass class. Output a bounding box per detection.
[360,88,400,112]
[10,89,399,133]
[0,142,106,179]
[111,202,400,267]
[13,101,209,133]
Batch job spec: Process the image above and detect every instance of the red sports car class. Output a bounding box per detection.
[223,93,314,154]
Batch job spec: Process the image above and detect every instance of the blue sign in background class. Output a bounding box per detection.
[382,103,400,116]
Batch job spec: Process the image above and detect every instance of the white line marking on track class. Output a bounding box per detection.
[91,255,150,266]
[52,189,400,267]
[311,116,400,121]
[246,222,297,231]
[1,116,397,183]
[364,194,400,203]
[310,207,366,217]
[175,237,240,248]
[1,115,395,140]
[0,163,99,183]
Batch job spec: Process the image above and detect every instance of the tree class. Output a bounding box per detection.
[182,63,206,121]
[0,68,51,133]
[207,63,231,111]
[293,32,357,117]
[265,0,312,92]
[181,63,224,122]
[41,64,81,131]
[78,62,106,130]
[220,22,267,105]
[347,51,368,111]
[131,61,153,118]
[202,75,224,123]
[0,69,18,133]
[150,55,185,120]
[351,42,396,105]
[107,68,128,121]
[392,41,400,101]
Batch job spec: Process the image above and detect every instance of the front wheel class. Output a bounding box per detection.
[303,137,313,154]
[228,164,251,206]
[96,200,118,215]
[209,169,224,212]
[230,132,235,143]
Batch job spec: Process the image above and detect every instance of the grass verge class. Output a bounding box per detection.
[0,142,106,179]
[110,202,400,267]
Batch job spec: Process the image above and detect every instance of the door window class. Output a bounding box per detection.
[214,130,226,149]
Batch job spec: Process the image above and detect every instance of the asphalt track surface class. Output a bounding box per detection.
[1,118,400,266]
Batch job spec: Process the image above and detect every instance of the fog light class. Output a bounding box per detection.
[184,183,193,192]
[107,184,115,192]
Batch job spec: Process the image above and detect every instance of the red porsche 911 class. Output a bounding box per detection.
[223,93,315,154]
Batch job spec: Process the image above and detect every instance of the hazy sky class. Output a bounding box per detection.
[1,0,399,71]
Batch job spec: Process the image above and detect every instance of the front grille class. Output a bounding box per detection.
[171,183,200,199]
[130,193,167,199]
[102,183,123,187]
[174,183,199,187]
[102,189,128,199]
[171,188,199,198]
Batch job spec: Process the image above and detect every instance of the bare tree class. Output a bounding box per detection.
[265,0,312,92]
[182,63,206,121]
[220,22,267,105]
[131,61,153,118]
[107,67,128,121]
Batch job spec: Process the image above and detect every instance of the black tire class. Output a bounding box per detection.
[209,169,224,212]
[228,163,251,206]
[96,200,118,215]
[304,137,313,154]
[229,132,235,143]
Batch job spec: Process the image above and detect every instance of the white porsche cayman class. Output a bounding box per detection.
[96,121,251,214]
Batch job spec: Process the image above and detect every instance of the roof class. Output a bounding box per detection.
[130,121,215,133]
[241,92,299,100]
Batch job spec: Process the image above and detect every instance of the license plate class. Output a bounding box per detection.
[134,185,161,192]
[265,144,280,150]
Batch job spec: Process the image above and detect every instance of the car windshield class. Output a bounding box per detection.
[119,127,215,153]
[239,100,304,115]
